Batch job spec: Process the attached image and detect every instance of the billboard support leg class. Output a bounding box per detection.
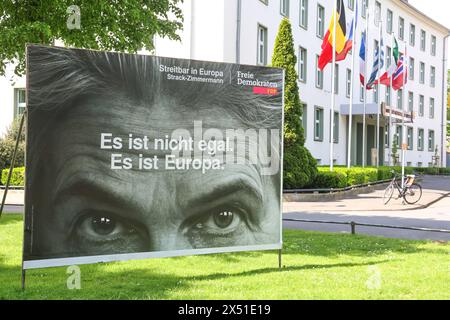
[278,249,282,270]
[21,268,26,290]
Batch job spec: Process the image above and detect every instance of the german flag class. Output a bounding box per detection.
[318,0,347,70]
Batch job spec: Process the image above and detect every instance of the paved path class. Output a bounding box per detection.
[284,176,450,241]
[284,175,450,212]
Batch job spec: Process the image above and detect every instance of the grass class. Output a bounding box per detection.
[1,214,449,300]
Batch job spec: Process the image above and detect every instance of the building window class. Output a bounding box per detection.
[419,62,425,84]
[428,130,435,152]
[331,111,339,143]
[257,24,268,66]
[334,64,339,94]
[386,86,391,105]
[387,9,393,34]
[348,0,355,10]
[299,0,308,29]
[430,66,436,87]
[375,1,381,26]
[317,4,325,38]
[409,57,414,80]
[420,30,426,51]
[397,89,403,110]
[431,35,437,56]
[395,125,403,147]
[398,17,404,40]
[14,88,26,119]
[362,0,368,18]
[316,55,323,89]
[418,128,424,151]
[301,104,308,137]
[429,97,435,119]
[299,47,307,82]
[407,127,413,150]
[386,46,392,68]
[314,106,324,141]
[408,92,413,112]
[419,95,424,117]
[409,24,416,46]
[346,68,351,98]
[280,0,289,17]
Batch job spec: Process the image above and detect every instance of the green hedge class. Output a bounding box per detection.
[313,171,347,189]
[311,165,446,189]
[1,167,25,186]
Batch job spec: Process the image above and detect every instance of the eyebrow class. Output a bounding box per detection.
[183,175,264,213]
[52,175,145,222]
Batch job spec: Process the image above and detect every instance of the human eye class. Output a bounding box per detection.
[182,204,258,248]
[70,211,149,255]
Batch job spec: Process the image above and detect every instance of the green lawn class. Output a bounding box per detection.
[1,214,449,300]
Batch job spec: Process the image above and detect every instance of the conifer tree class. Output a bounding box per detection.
[272,18,317,188]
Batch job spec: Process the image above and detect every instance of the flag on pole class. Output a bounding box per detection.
[392,55,408,90]
[318,0,347,70]
[359,31,366,85]
[366,34,385,89]
[336,1,358,62]
[375,36,399,86]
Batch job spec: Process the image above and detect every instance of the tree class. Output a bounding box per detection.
[0,0,184,76]
[271,18,317,188]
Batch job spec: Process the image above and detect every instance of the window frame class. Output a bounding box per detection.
[299,0,308,29]
[256,24,268,66]
[315,55,324,89]
[398,17,405,40]
[418,128,424,151]
[280,0,290,17]
[314,106,324,142]
[316,4,325,39]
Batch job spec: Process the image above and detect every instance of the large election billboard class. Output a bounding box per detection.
[23,45,284,269]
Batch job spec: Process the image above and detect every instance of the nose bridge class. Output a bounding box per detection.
[144,175,187,251]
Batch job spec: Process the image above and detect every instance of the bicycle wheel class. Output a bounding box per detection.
[383,183,394,205]
[403,183,422,205]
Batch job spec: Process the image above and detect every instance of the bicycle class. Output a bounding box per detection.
[383,170,423,205]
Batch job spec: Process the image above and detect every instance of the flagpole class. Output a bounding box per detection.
[376,22,382,168]
[329,0,338,172]
[388,32,394,167]
[401,41,407,189]
[362,9,369,168]
[347,2,357,169]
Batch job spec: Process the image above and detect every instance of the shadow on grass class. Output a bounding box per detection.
[0,258,393,300]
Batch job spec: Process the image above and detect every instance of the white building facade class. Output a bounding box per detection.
[1,0,448,167]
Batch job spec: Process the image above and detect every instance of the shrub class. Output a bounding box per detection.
[377,167,392,181]
[1,167,25,186]
[0,119,26,173]
[346,168,378,186]
[284,146,318,189]
[313,171,347,189]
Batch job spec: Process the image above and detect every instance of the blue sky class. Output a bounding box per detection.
[408,0,450,28]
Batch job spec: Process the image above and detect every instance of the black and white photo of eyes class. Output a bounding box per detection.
[24,45,282,262]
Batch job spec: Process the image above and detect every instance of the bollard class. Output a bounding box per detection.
[350,221,356,235]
